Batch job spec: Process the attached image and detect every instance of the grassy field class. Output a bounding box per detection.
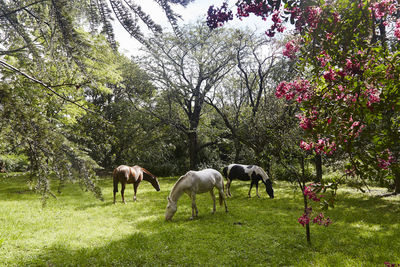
[0,173,399,266]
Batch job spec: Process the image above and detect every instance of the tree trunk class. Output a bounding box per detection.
[188,131,198,170]
[394,169,400,194]
[315,154,322,183]
[234,139,242,163]
[301,155,311,245]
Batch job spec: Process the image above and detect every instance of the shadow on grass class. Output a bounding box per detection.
[4,176,400,266]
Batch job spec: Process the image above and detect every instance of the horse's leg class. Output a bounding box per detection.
[210,190,216,214]
[113,181,118,204]
[133,182,139,201]
[121,183,126,204]
[248,180,255,198]
[226,179,232,197]
[190,192,198,219]
[255,180,260,198]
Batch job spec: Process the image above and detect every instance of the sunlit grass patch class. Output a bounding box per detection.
[0,173,399,266]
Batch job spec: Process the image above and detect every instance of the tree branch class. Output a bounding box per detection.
[0,59,96,114]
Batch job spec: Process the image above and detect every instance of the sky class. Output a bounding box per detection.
[114,0,267,57]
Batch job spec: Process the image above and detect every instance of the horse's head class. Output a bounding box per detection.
[165,196,177,221]
[264,179,274,199]
[142,169,160,191]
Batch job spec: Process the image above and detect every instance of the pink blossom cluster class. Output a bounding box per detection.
[369,0,397,19]
[300,138,337,155]
[298,209,332,227]
[206,3,233,29]
[283,40,300,59]
[298,212,310,227]
[363,86,381,109]
[323,67,336,82]
[236,1,272,20]
[312,213,332,226]
[234,1,285,37]
[275,79,312,103]
[378,149,396,169]
[395,19,400,40]
[345,58,362,75]
[305,6,322,29]
[384,262,400,267]
[317,51,331,67]
[304,185,321,202]
[314,138,337,155]
[285,5,322,32]
[348,119,366,139]
[266,10,285,37]
[296,113,315,130]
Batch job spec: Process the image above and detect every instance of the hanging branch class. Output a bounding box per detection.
[0,59,96,114]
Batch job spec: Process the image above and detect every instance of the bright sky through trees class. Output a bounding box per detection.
[114,0,267,56]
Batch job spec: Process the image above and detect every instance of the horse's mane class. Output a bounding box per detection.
[169,171,191,196]
[140,167,156,178]
[255,166,269,182]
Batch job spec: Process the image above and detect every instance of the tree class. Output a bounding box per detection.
[207,0,400,194]
[0,1,122,200]
[140,22,239,169]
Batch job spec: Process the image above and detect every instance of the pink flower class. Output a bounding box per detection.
[323,68,336,82]
[369,0,397,19]
[304,186,321,202]
[378,149,396,169]
[296,114,314,130]
[317,51,331,67]
[275,81,289,98]
[306,6,322,29]
[395,19,400,40]
[298,213,310,226]
[300,140,313,151]
[283,40,299,59]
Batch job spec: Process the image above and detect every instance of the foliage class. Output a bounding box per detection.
[207,0,400,193]
[140,22,240,169]
[275,0,400,194]
[0,154,29,172]
[1,173,399,265]
[0,1,125,201]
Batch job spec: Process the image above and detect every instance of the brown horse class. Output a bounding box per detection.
[113,165,160,204]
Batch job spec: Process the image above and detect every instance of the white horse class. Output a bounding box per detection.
[165,168,228,221]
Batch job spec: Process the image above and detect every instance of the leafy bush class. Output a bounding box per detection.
[0,154,29,172]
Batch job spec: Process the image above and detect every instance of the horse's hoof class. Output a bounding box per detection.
[189,217,194,220]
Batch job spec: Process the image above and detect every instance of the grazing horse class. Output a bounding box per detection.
[223,164,274,198]
[165,168,228,221]
[113,165,160,204]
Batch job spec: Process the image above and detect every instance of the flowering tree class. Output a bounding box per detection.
[207,0,400,243]
[208,0,400,192]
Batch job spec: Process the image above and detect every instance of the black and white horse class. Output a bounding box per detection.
[222,164,274,198]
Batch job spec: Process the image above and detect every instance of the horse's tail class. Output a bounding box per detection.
[113,169,118,193]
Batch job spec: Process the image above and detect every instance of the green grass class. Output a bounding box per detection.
[0,173,399,266]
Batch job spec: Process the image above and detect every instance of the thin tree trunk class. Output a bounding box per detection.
[301,155,311,245]
[188,131,198,170]
[315,154,322,183]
